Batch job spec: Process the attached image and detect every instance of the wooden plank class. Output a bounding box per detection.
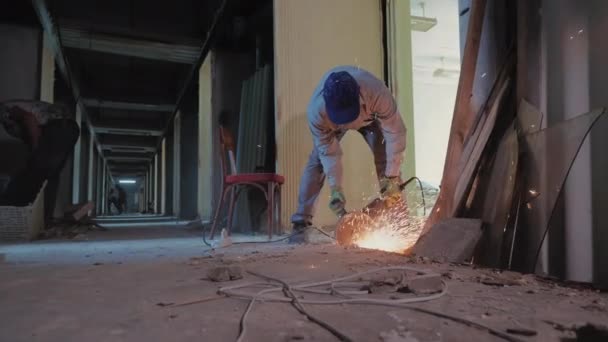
[453,78,510,214]
[422,0,487,234]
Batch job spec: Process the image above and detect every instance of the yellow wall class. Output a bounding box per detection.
[198,56,213,220]
[274,0,384,228]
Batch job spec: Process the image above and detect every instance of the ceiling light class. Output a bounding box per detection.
[119,179,136,184]
[411,2,437,32]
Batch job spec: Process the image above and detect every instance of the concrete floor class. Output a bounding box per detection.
[0,223,607,342]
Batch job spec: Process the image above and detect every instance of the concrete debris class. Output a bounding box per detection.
[412,218,482,263]
[479,271,527,287]
[581,300,607,313]
[207,266,243,282]
[404,275,444,295]
[64,201,95,222]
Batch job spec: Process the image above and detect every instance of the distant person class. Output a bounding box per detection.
[116,185,127,214]
[108,187,122,214]
[0,100,79,221]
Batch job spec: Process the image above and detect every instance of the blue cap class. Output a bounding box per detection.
[322,71,360,125]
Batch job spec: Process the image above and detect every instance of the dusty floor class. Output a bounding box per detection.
[0,223,607,342]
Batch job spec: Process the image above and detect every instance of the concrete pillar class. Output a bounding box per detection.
[173,113,181,217]
[40,32,55,102]
[180,110,199,220]
[161,138,167,215]
[155,153,161,214]
[101,160,107,215]
[198,56,213,220]
[72,105,83,204]
[165,126,174,216]
[87,133,94,201]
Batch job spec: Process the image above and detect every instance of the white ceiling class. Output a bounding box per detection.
[410,0,461,84]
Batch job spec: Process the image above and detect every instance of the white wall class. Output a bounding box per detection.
[410,0,461,187]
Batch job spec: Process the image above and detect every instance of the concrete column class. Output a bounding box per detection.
[198,56,213,220]
[180,110,199,220]
[87,133,94,201]
[101,160,107,215]
[161,138,167,215]
[164,126,174,216]
[155,154,160,213]
[72,105,83,204]
[173,113,181,217]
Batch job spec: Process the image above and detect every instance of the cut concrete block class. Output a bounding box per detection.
[411,218,482,263]
[406,275,444,295]
[207,266,243,282]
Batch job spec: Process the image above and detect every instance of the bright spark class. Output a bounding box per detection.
[352,204,425,254]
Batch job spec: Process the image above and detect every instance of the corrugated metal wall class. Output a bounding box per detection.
[274,0,384,228]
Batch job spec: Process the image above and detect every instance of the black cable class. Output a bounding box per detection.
[248,271,353,342]
[400,176,427,216]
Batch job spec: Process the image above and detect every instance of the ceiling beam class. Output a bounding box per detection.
[82,98,175,112]
[59,26,201,64]
[94,126,164,137]
[107,157,152,163]
[101,145,156,153]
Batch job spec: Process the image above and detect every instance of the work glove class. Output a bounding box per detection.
[380,176,402,207]
[329,187,347,217]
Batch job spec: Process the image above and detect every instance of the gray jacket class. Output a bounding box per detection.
[307,66,407,189]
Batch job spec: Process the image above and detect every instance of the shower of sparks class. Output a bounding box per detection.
[351,203,425,254]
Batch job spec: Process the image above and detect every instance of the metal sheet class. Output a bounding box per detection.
[510,108,606,273]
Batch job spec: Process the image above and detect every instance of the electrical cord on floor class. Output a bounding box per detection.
[219,266,524,342]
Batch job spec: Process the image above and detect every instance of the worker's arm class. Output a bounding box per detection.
[371,85,406,178]
[308,108,343,190]
[9,106,41,148]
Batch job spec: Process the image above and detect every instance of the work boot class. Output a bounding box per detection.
[288,221,310,244]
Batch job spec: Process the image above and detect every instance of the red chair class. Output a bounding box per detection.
[209,125,284,239]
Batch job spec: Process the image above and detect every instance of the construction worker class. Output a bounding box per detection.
[0,100,79,221]
[289,66,407,243]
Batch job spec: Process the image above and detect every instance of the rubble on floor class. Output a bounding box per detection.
[1,241,605,342]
